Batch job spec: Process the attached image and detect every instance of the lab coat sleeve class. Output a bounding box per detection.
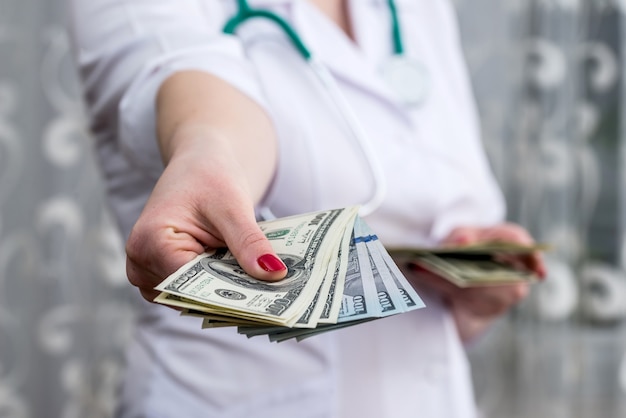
[69,0,269,177]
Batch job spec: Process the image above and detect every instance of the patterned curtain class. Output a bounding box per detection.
[456,1,626,417]
[1,0,625,417]
[0,1,132,417]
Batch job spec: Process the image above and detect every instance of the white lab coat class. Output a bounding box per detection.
[70,1,505,417]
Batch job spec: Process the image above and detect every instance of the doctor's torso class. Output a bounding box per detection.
[214,0,505,246]
[83,0,506,247]
[79,1,504,417]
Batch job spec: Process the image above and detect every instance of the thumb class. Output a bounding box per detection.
[218,216,288,282]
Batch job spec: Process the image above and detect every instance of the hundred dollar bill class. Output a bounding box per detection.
[382,250,424,310]
[266,253,422,343]
[354,219,424,311]
[353,218,406,316]
[315,222,353,324]
[239,231,377,341]
[180,309,257,327]
[155,207,359,326]
[238,231,373,340]
[336,232,375,321]
[205,215,354,330]
[264,252,403,342]
[388,242,550,258]
[262,228,426,343]
[296,223,354,327]
[412,253,537,288]
[387,240,547,288]
[268,318,376,343]
[156,207,428,342]
[156,293,291,325]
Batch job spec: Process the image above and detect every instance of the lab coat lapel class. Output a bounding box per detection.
[291,1,412,126]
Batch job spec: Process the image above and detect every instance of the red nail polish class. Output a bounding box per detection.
[257,254,286,272]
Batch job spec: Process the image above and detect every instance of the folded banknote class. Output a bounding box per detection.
[388,243,549,288]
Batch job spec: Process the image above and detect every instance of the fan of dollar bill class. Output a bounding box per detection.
[154,207,425,342]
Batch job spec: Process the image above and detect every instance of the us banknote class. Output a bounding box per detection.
[155,207,359,326]
[242,220,425,342]
[388,242,547,288]
[154,207,426,341]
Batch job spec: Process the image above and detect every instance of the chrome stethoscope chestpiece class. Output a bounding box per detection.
[380,55,430,107]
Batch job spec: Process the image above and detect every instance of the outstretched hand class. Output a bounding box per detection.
[125,71,288,304]
[125,139,287,303]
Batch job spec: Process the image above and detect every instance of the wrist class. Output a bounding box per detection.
[159,123,226,164]
[451,303,496,343]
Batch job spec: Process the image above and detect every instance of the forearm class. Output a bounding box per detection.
[156,70,278,204]
[124,70,285,301]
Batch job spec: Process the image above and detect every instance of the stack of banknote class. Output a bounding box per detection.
[154,207,425,342]
[389,242,548,288]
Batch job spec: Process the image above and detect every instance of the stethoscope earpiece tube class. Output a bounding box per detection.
[387,0,404,55]
[223,1,312,59]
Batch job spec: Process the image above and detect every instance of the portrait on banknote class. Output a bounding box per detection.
[200,248,307,292]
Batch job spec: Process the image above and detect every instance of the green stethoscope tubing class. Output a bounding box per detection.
[223,0,405,60]
[223,0,406,217]
[387,0,404,54]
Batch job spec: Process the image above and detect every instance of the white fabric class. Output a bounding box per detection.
[70,0,506,417]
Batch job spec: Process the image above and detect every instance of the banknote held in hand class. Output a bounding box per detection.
[388,242,549,288]
[153,207,425,342]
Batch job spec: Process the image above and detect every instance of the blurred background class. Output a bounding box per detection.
[1,0,626,417]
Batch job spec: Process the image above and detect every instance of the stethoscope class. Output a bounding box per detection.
[224,0,430,218]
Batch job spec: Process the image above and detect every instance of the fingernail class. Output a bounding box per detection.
[257,254,286,272]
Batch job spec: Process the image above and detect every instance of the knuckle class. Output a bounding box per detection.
[125,225,147,263]
[502,223,533,243]
[446,227,477,244]
[125,222,166,272]
[126,259,146,289]
[238,227,269,251]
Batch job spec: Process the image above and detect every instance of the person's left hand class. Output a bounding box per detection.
[407,223,546,342]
